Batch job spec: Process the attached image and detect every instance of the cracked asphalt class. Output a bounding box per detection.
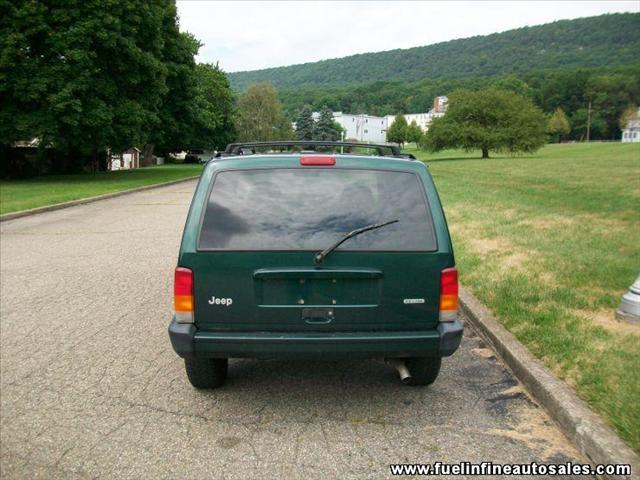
[1,180,591,479]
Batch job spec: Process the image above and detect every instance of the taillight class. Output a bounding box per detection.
[174,267,194,323]
[439,267,458,322]
[300,155,336,166]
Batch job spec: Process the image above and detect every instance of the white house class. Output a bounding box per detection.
[298,112,388,143]
[621,108,640,143]
[385,96,449,134]
[332,112,388,143]
[386,112,442,132]
[299,96,450,143]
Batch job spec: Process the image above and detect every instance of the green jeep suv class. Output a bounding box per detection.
[169,141,462,389]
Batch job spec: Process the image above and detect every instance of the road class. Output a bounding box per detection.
[0,180,589,479]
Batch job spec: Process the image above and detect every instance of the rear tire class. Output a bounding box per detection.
[184,358,228,389]
[405,356,441,386]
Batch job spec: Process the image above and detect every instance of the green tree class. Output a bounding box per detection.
[569,108,606,141]
[586,74,640,139]
[236,83,291,141]
[387,114,408,147]
[491,75,533,98]
[295,106,314,141]
[548,108,571,143]
[145,23,202,163]
[406,120,423,145]
[424,88,548,158]
[277,118,295,141]
[0,0,176,171]
[189,63,236,151]
[313,106,342,141]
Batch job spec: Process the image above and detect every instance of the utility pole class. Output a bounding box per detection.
[586,100,592,142]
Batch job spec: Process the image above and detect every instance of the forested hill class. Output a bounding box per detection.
[228,13,640,91]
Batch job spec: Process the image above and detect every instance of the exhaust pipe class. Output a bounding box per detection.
[386,358,412,384]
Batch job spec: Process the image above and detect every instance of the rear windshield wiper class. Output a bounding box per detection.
[314,219,399,265]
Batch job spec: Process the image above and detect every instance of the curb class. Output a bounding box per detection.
[459,286,639,479]
[0,176,200,223]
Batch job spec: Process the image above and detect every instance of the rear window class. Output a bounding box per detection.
[198,168,437,251]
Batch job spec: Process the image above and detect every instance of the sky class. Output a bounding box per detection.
[176,1,639,73]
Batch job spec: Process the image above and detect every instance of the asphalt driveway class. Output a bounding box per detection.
[0,180,589,479]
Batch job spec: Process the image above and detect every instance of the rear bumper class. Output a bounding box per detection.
[168,317,463,360]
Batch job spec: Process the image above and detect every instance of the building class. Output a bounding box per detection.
[621,108,640,143]
[433,95,448,114]
[299,96,450,143]
[301,111,388,143]
[385,96,449,135]
[332,112,387,143]
[385,112,437,132]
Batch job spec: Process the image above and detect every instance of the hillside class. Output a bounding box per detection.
[274,63,640,141]
[228,13,640,91]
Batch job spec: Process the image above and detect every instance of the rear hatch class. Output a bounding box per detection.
[191,165,449,332]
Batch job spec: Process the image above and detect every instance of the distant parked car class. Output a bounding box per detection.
[185,149,216,164]
[168,141,462,389]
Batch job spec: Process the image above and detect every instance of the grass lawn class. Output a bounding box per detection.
[408,142,640,452]
[0,163,202,215]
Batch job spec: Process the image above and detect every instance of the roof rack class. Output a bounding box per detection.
[219,141,415,159]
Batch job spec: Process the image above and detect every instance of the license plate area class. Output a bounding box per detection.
[255,277,380,306]
[253,268,382,307]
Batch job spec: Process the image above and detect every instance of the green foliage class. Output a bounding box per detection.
[0,1,170,155]
[0,0,236,174]
[387,114,408,147]
[585,74,640,139]
[424,88,547,158]
[569,108,606,141]
[490,75,533,98]
[276,64,640,142]
[406,120,423,144]
[148,18,200,156]
[548,108,571,142]
[236,83,291,141]
[190,63,236,150]
[295,106,314,141]
[313,106,342,141]
[229,13,640,91]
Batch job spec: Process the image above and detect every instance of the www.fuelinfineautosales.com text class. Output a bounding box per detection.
[389,461,631,476]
